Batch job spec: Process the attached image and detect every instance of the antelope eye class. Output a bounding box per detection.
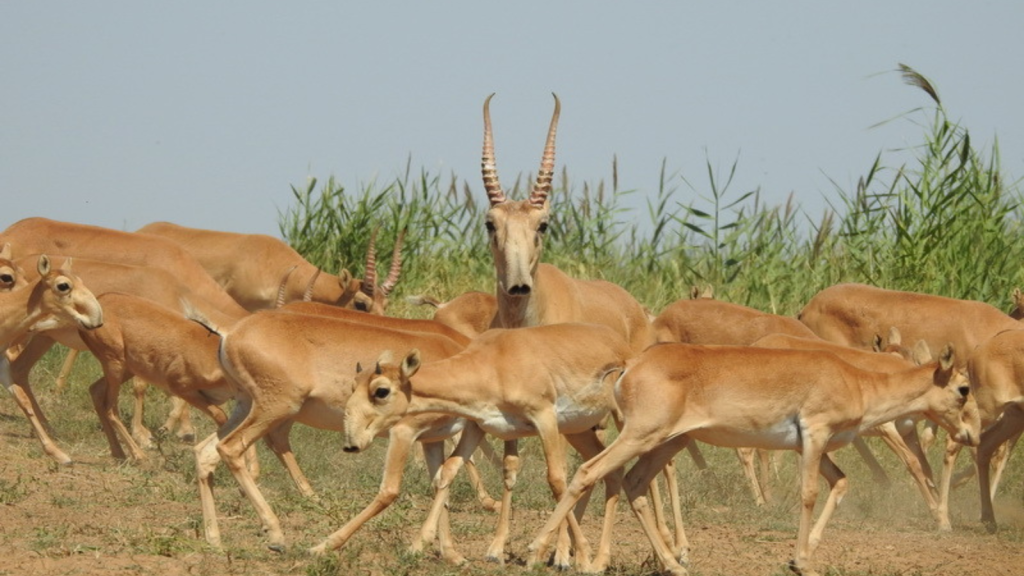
[0,274,12,283]
[485,220,496,233]
[355,300,369,312]
[373,387,390,400]
[958,385,970,398]
[538,222,549,234]
[56,281,71,293]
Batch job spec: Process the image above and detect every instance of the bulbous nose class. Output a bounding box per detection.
[508,284,532,296]
[343,445,360,453]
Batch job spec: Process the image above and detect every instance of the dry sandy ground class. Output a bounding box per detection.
[2,404,1024,576]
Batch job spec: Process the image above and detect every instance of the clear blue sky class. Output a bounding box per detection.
[3,2,1021,238]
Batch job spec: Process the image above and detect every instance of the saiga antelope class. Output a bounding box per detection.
[651,296,820,504]
[340,323,633,571]
[138,221,405,314]
[0,256,104,463]
[407,290,498,339]
[527,342,980,576]
[477,94,694,548]
[8,257,246,461]
[957,329,1024,531]
[190,308,486,557]
[799,282,1024,526]
[751,332,948,527]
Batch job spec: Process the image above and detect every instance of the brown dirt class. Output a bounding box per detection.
[2,397,1023,576]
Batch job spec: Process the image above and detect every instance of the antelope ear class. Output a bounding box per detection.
[338,268,353,286]
[938,343,955,372]
[887,326,902,346]
[37,254,51,275]
[401,349,422,379]
[355,362,363,373]
[911,340,932,365]
[0,243,10,259]
[872,334,883,352]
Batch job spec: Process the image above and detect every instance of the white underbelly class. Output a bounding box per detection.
[689,417,802,450]
[418,417,468,443]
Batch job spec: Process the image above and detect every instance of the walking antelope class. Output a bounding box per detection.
[958,329,1024,531]
[8,257,247,461]
[528,342,980,576]
[340,323,633,571]
[751,332,947,527]
[189,308,489,556]
[1,256,104,463]
[799,282,1024,528]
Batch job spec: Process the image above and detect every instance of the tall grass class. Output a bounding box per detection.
[279,64,1024,317]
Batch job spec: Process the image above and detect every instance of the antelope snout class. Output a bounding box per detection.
[507,284,532,296]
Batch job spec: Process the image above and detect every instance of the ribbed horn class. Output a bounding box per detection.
[275,265,299,308]
[303,268,322,302]
[529,93,560,207]
[380,228,406,296]
[361,227,379,297]
[482,93,506,205]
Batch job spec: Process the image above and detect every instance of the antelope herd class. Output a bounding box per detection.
[2,95,1021,576]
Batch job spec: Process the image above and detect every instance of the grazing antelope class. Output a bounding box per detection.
[527,342,980,576]
[138,221,404,313]
[190,308,483,555]
[798,283,1021,364]
[653,296,818,346]
[958,329,1024,531]
[407,290,498,339]
[0,256,104,463]
[1,218,246,315]
[339,323,632,571]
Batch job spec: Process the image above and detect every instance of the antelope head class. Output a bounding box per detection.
[924,344,980,447]
[29,255,104,333]
[482,93,560,297]
[342,348,422,452]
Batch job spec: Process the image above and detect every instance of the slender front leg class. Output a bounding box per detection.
[791,428,830,576]
[936,435,963,532]
[411,424,484,558]
[419,439,465,565]
[311,425,418,554]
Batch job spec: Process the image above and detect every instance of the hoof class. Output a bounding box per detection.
[178,432,196,444]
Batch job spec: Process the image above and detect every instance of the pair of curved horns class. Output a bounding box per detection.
[361,227,406,298]
[482,93,560,207]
